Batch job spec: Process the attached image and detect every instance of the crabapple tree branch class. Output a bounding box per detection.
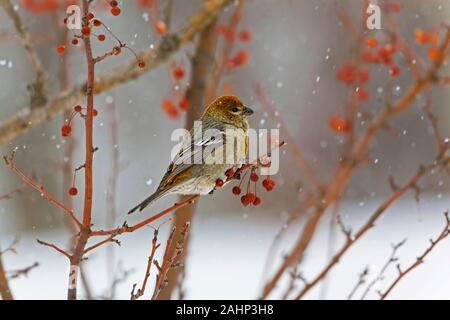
[292,155,449,300]
[0,0,47,107]
[261,26,450,300]
[379,211,450,300]
[0,0,233,146]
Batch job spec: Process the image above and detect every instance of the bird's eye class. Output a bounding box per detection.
[231,106,239,113]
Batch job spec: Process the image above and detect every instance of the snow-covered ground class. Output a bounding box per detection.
[1,194,449,300]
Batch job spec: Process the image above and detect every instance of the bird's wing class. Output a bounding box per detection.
[158,125,226,190]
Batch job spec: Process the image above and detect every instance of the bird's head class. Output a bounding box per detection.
[202,96,254,129]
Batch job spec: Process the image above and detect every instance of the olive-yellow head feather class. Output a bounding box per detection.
[202,96,253,130]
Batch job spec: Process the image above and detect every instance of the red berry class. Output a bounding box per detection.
[239,30,252,42]
[61,125,72,137]
[225,169,235,179]
[384,43,397,54]
[87,12,94,20]
[232,186,241,195]
[390,2,401,12]
[357,67,370,83]
[378,48,393,65]
[97,34,106,42]
[93,19,102,27]
[138,61,146,68]
[227,50,249,68]
[81,26,91,36]
[162,99,179,119]
[155,21,167,34]
[262,178,276,191]
[56,45,66,55]
[337,64,356,84]
[246,193,256,203]
[428,48,441,61]
[68,187,78,196]
[253,197,261,206]
[173,67,185,80]
[366,38,378,48]
[110,0,118,7]
[389,65,400,77]
[215,179,224,188]
[111,7,121,16]
[250,172,259,182]
[93,109,98,117]
[329,116,351,133]
[241,195,251,206]
[178,97,190,111]
[356,88,370,102]
[71,38,79,45]
[74,105,82,112]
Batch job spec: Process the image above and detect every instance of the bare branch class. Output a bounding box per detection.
[379,212,450,300]
[0,0,47,107]
[0,0,234,146]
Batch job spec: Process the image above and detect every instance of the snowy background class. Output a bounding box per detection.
[0,0,450,299]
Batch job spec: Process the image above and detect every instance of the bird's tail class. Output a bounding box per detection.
[128,190,165,215]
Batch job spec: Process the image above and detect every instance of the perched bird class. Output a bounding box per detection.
[128,95,254,214]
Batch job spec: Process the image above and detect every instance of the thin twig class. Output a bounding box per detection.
[292,158,448,300]
[0,0,234,146]
[3,152,82,228]
[360,239,406,299]
[347,266,369,300]
[379,211,450,300]
[131,228,161,300]
[0,0,47,107]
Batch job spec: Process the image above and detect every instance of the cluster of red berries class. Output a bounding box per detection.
[109,0,121,16]
[161,61,190,118]
[214,168,276,207]
[360,41,401,77]
[22,0,72,13]
[58,7,146,70]
[60,105,98,138]
[162,97,189,119]
[415,28,442,61]
[329,116,351,134]
[217,26,252,44]
[227,51,250,69]
[216,26,252,69]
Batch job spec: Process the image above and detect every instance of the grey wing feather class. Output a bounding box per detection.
[160,121,226,184]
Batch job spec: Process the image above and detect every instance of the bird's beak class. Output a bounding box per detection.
[243,106,254,116]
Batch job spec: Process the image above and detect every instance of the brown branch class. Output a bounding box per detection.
[66,0,96,300]
[0,251,13,300]
[347,266,369,300]
[379,211,450,300]
[360,239,406,299]
[131,228,161,300]
[3,152,82,228]
[261,27,450,300]
[0,0,234,146]
[152,223,190,300]
[36,239,71,259]
[0,0,47,107]
[85,195,200,253]
[292,159,447,300]
[158,10,220,300]
[0,182,27,201]
[7,262,39,279]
